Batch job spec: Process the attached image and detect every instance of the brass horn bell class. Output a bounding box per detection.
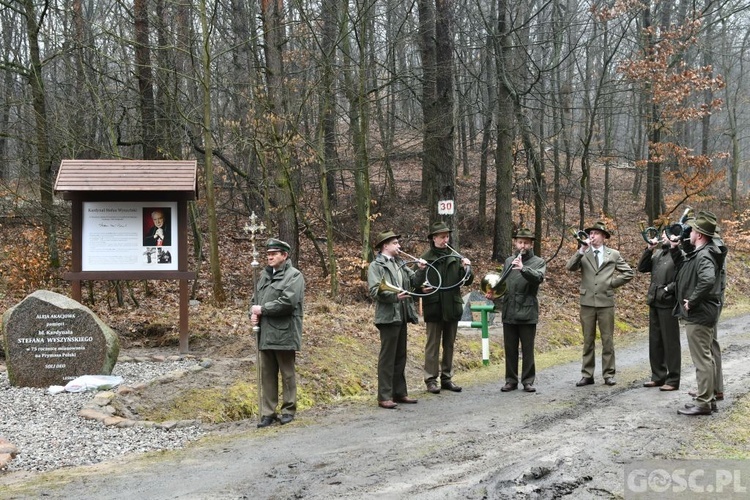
[378,277,407,295]
[480,271,507,300]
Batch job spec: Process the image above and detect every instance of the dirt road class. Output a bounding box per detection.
[3,315,750,499]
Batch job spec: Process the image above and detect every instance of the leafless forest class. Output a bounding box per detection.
[2,0,750,303]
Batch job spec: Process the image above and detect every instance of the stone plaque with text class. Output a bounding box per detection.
[1,290,119,387]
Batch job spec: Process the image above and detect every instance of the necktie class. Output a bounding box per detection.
[594,250,600,268]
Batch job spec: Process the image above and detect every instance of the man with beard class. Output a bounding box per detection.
[487,228,546,393]
[670,211,727,416]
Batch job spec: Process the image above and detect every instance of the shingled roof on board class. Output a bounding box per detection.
[54,160,197,193]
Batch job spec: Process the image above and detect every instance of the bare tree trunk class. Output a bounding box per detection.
[478,17,496,232]
[22,0,59,268]
[320,0,339,208]
[721,17,749,211]
[198,0,225,305]
[1,7,16,179]
[134,0,159,160]
[260,0,299,263]
[551,0,565,222]
[418,0,437,204]
[630,87,645,198]
[342,0,373,266]
[318,0,340,296]
[700,17,713,157]
[492,0,513,263]
[433,0,457,236]
[642,3,663,223]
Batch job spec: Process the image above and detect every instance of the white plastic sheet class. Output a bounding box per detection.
[48,375,124,394]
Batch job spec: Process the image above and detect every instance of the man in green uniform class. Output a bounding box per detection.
[566,221,634,387]
[417,222,473,394]
[490,228,546,393]
[367,231,423,409]
[670,211,727,416]
[250,238,305,428]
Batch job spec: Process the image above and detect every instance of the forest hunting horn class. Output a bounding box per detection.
[480,249,525,300]
[639,221,660,244]
[444,243,473,288]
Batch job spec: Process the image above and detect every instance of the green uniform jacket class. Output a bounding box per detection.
[367,253,420,325]
[671,242,727,327]
[499,250,545,324]
[566,246,634,308]
[637,246,677,309]
[416,247,474,322]
[251,259,305,350]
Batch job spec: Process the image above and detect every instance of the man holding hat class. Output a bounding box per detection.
[488,228,546,393]
[669,210,727,416]
[416,222,473,394]
[250,238,305,427]
[367,230,424,409]
[566,221,634,387]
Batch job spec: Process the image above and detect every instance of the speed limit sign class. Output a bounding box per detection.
[438,200,455,215]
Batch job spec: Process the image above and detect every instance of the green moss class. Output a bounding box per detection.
[544,320,581,348]
[144,381,258,423]
[614,317,637,334]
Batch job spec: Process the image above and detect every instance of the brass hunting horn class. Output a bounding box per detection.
[480,249,525,299]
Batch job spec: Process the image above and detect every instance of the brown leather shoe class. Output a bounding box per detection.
[523,384,536,393]
[426,382,441,394]
[643,381,664,387]
[394,396,418,404]
[659,384,678,391]
[378,400,398,409]
[576,377,594,387]
[501,383,518,392]
[441,381,463,392]
[678,404,712,416]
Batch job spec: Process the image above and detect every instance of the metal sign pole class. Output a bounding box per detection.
[244,211,265,421]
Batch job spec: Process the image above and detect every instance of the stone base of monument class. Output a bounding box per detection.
[1,290,120,388]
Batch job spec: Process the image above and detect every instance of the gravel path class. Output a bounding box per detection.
[5,315,749,499]
[0,358,205,473]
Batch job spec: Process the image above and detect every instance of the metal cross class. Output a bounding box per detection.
[243,211,266,268]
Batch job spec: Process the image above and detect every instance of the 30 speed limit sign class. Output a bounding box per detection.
[437,200,455,215]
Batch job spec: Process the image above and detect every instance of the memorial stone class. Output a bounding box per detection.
[1,290,119,388]
[461,291,497,324]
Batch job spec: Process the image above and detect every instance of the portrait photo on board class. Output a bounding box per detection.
[143,207,172,247]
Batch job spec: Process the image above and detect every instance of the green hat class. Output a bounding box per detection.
[585,221,611,239]
[266,238,291,253]
[373,230,400,249]
[514,228,535,240]
[427,221,452,239]
[688,210,717,238]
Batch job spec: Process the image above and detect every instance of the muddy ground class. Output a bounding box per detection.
[2,315,750,499]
